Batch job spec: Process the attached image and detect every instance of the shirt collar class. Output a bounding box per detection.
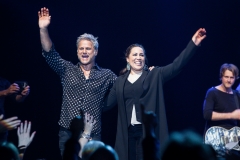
[77,62,101,71]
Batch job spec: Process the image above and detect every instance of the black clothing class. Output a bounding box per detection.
[124,75,145,126]
[203,87,240,132]
[203,87,240,159]
[0,77,11,115]
[0,77,16,142]
[128,124,143,160]
[105,40,198,160]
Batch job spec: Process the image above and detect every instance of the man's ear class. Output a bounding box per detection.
[94,50,98,56]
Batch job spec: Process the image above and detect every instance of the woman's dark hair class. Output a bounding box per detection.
[119,44,148,75]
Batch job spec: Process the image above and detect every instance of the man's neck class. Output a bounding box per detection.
[80,63,95,79]
[219,84,233,94]
[80,63,95,72]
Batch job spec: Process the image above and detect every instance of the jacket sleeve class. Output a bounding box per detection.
[160,40,198,83]
[102,82,117,112]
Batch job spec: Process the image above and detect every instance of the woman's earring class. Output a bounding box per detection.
[126,63,131,70]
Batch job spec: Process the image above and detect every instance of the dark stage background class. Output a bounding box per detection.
[1,0,240,159]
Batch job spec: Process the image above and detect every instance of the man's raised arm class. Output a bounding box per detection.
[38,7,52,52]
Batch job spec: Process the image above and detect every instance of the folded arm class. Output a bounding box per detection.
[203,89,240,121]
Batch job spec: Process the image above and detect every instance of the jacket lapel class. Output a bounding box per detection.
[118,71,129,101]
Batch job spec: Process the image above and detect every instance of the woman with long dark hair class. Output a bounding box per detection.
[105,28,206,160]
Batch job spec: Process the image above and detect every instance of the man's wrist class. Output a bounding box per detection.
[228,113,233,119]
[18,145,26,148]
[83,131,91,135]
[81,132,92,140]
[18,145,27,154]
[40,27,49,32]
[3,90,9,96]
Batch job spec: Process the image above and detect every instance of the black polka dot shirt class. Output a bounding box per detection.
[42,45,117,135]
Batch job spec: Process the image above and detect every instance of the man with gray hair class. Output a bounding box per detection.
[38,7,117,156]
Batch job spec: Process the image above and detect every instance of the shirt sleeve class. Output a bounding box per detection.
[203,88,215,120]
[42,44,66,76]
[109,71,117,87]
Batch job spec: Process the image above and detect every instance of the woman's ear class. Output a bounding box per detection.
[126,57,129,63]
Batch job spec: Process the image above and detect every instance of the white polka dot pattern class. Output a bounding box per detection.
[42,45,117,134]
